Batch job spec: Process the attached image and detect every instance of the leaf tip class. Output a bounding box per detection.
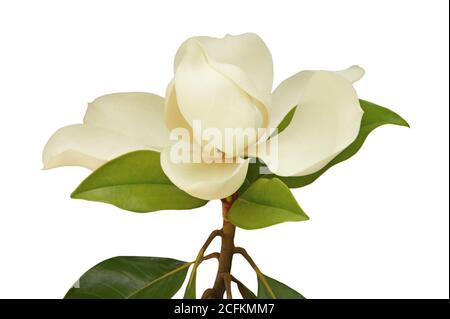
[294,212,310,222]
[391,111,410,128]
[400,117,410,128]
[70,189,81,199]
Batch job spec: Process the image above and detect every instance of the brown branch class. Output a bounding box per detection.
[234,247,276,299]
[221,273,233,299]
[201,195,238,299]
[202,252,220,262]
[230,274,243,286]
[233,247,260,272]
[230,275,256,299]
[199,230,222,257]
[201,288,218,299]
[186,230,222,298]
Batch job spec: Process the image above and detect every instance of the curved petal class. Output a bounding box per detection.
[174,41,262,155]
[254,71,363,176]
[164,80,192,134]
[42,124,153,170]
[268,66,365,130]
[43,92,169,170]
[84,92,170,150]
[268,71,314,130]
[175,33,273,97]
[336,65,365,83]
[160,145,249,200]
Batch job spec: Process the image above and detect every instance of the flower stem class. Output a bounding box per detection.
[201,194,237,299]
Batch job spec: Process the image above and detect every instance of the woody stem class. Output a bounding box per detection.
[201,194,237,299]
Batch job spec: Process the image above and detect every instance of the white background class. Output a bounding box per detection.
[0,0,448,299]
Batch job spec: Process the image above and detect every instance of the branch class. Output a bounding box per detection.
[202,252,220,262]
[234,247,276,299]
[203,196,238,299]
[230,274,243,286]
[199,230,223,257]
[201,288,217,299]
[221,273,233,299]
[230,275,256,299]
[186,230,222,296]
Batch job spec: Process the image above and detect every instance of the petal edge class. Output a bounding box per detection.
[43,124,154,170]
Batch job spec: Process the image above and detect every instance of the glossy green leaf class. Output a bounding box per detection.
[257,274,305,299]
[228,178,309,230]
[247,99,409,188]
[65,256,191,299]
[238,160,260,195]
[71,150,207,212]
[183,269,197,299]
[276,106,297,134]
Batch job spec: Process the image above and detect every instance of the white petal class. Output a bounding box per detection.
[175,33,273,97]
[84,92,170,150]
[164,80,192,134]
[336,65,365,83]
[174,41,261,155]
[255,71,363,176]
[42,124,153,170]
[268,71,314,130]
[268,66,365,130]
[160,145,249,200]
[43,92,169,170]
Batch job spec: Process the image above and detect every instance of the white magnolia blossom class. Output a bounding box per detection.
[43,33,364,200]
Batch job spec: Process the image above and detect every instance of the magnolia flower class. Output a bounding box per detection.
[43,33,364,200]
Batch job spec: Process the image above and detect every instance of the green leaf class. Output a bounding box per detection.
[238,159,262,195]
[257,274,305,299]
[71,150,207,212]
[276,105,297,134]
[65,256,191,299]
[183,268,197,299]
[248,99,409,188]
[228,178,309,230]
